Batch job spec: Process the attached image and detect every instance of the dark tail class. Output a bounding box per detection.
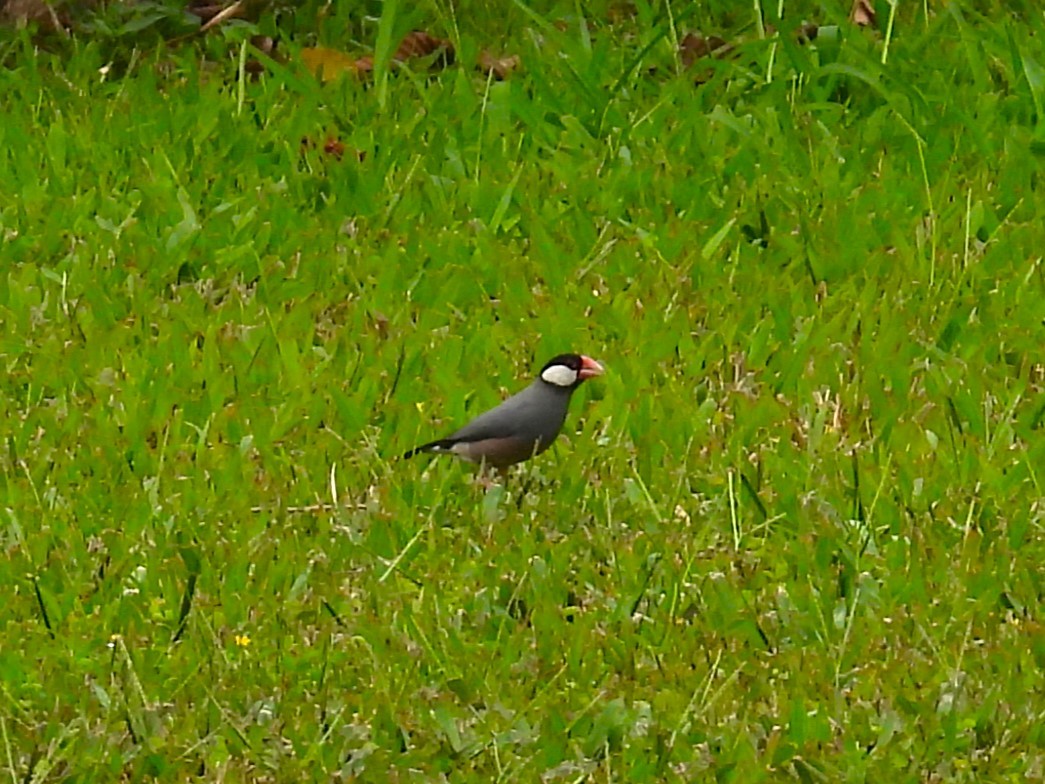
[402,439,456,460]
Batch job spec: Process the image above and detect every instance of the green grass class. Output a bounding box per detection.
[1,1,1044,780]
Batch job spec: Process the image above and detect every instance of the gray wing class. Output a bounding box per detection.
[449,382,571,444]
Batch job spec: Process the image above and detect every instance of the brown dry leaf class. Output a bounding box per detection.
[796,22,819,44]
[679,31,733,83]
[607,1,637,24]
[370,311,391,340]
[679,32,732,69]
[301,135,366,162]
[477,50,521,80]
[245,35,275,76]
[301,46,362,82]
[301,31,462,83]
[251,34,274,55]
[323,137,345,160]
[851,0,876,27]
[394,30,454,66]
[2,0,67,31]
[334,31,453,78]
[188,4,227,23]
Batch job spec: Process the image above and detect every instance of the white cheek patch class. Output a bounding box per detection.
[541,364,579,387]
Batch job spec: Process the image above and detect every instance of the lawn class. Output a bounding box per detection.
[1,1,1043,781]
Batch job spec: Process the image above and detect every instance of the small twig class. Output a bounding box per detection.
[200,1,244,34]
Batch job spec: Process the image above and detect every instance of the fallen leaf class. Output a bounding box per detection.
[679,32,732,69]
[301,30,528,86]
[478,50,521,80]
[301,135,366,162]
[851,0,876,27]
[245,35,275,76]
[250,34,274,56]
[607,2,637,24]
[2,0,66,31]
[371,311,391,340]
[323,137,345,160]
[187,4,227,23]
[393,30,454,67]
[301,46,362,82]
[679,32,733,83]
[796,22,819,44]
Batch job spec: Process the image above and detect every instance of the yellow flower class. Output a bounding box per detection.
[234,634,251,648]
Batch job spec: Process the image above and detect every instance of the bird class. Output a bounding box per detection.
[402,353,605,469]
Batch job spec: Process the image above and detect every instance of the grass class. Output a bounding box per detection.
[1,0,1043,780]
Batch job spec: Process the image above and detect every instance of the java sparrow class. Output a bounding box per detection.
[403,353,604,469]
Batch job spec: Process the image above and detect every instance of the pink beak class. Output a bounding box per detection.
[578,356,605,380]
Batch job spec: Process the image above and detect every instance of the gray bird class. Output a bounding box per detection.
[403,353,605,469]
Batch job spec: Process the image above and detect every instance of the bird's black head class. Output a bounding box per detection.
[539,353,605,389]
